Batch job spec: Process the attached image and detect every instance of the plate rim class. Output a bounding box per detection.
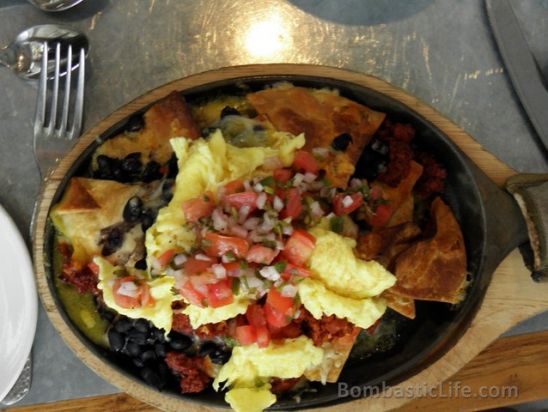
[0,203,37,402]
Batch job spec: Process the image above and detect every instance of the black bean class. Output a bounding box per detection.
[126,341,142,357]
[123,196,143,223]
[141,367,162,389]
[101,227,124,256]
[132,357,145,368]
[114,318,133,333]
[128,330,148,345]
[209,348,231,365]
[220,106,240,118]
[201,127,217,138]
[169,333,192,351]
[331,133,353,151]
[142,161,163,182]
[154,343,167,358]
[108,329,125,352]
[141,349,156,362]
[153,329,166,343]
[355,148,386,181]
[134,258,147,270]
[167,154,178,178]
[96,155,122,180]
[125,114,145,132]
[198,341,218,357]
[140,208,157,231]
[161,180,174,203]
[121,152,142,175]
[134,319,150,334]
[98,307,116,322]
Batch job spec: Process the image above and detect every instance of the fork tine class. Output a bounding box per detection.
[33,41,48,136]
[57,45,72,138]
[47,43,61,135]
[69,47,85,139]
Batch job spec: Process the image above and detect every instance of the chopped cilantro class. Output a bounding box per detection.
[239,260,249,269]
[260,176,275,187]
[231,277,240,295]
[330,215,344,233]
[274,261,287,273]
[261,240,277,249]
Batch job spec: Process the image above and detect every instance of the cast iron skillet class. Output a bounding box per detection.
[39,73,529,410]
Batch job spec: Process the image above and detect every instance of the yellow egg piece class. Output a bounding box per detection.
[214,336,324,390]
[297,278,387,329]
[225,385,276,412]
[307,227,396,299]
[183,295,250,329]
[95,257,176,332]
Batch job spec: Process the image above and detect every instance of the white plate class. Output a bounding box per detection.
[0,204,37,401]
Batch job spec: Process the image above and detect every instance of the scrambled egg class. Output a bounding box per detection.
[95,257,176,332]
[225,386,276,412]
[145,129,305,260]
[183,295,250,329]
[307,227,396,299]
[298,278,386,329]
[214,336,323,411]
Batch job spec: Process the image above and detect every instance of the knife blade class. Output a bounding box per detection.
[485,0,548,152]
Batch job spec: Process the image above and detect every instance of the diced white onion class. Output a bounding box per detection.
[281,284,298,298]
[350,178,362,189]
[303,172,317,183]
[212,264,227,279]
[230,224,248,238]
[246,275,265,289]
[173,254,188,267]
[293,173,305,187]
[195,253,212,262]
[253,183,264,192]
[256,192,267,209]
[310,201,324,217]
[243,180,252,191]
[275,240,285,250]
[117,281,139,297]
[342,195,354,208]
[273,196,284,211]
[259,266,281,281]
[243,217,260,230]
[212,208,229,232]
[150,256,161,271]
[282,224,294,236]
[222,254,236,263]
[238,205,251,224]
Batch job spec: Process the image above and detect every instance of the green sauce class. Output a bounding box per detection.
[52,236,110,348]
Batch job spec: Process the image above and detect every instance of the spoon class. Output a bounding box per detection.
[0,24,89,80]
[27,0,86,12]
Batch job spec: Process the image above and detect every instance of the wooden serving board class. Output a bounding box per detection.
[32,64,548,412]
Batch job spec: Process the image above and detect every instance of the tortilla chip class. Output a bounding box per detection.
[382,290,416,319]
[304,327,360,383]
[94,92,200,166]
[391,197,467,304]
[51,178,146,266]
[247,86,386,187]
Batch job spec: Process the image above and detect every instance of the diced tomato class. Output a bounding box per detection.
[207,278,234,308]
[255,325,271,348]
[292,150,319,174]
[180,281,206,307]
[273,168,293,183]
[112,277,143,309]
[236,325,257,345]
[282,263,312,280]
[264,303,291,328]
[282,229,316,266]
[333,192,363,215]
[183,257,214,275]
[87,261,100,276]
[246,304,266,328]
[203,233,250,257]
[224,191,258,210]
[370,204,392,228]
[280,188,302,219]
[139,283,155,308]
[267,288,294,314]
[269,322,302,340]
[157,249,176,267]
[182,191,215,222]
[246,245,279,265]
[223,261,242,277]
[223,179,244,195]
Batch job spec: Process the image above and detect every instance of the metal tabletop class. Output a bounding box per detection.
[0,0,547,407]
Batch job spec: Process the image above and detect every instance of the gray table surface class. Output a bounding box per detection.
[1,0,547,407]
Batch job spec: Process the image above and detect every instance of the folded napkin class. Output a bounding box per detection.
[506,174,548,280]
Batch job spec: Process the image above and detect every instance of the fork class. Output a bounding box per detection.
[33,40,85,177]
[8,41,86,406]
